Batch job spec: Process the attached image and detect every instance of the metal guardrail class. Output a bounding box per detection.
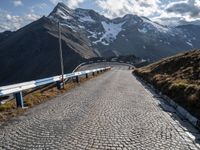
[0,67,111,107]
[84,61,135,70]
[72,62,86,72]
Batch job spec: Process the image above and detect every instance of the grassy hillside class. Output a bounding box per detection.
[134,50,200,119]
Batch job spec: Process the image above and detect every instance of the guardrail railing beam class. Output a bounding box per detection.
[0,67,111,107]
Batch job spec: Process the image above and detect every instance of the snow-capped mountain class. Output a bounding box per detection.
[0,2,200,85]
[48,2,200,60]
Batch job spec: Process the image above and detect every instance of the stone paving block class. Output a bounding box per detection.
[0,68,199,149]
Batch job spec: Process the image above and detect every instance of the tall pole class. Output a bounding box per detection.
[58,21,65,88]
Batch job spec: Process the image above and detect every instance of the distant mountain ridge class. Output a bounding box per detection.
[47,2,200,60]
[0,2,200,85]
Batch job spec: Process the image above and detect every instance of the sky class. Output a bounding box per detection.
[0,0,200,32]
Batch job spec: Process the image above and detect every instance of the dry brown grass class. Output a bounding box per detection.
[134,50,200,119]
[0,71,108,122]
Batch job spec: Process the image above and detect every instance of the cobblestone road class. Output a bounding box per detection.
[0,67,200,149]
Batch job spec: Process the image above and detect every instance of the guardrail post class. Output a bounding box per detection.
[56,81,64,89]
[76,76,80,83]
[86,74,88,78]
[15,92,24,108]
[92,72,95,76]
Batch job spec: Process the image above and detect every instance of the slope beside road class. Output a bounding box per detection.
[0,66,199,149]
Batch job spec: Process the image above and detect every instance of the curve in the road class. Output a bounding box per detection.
[0,66,199,150]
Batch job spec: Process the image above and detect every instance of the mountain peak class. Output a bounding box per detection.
[56,2,71,11]
[46,3,200,61]
[123,14,138,19]
[48,2,74,21]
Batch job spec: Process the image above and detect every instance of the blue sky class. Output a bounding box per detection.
[0,0,54,17]
[0,0,200,32]
[0,0,99,16]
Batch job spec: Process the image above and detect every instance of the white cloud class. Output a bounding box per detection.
[0,10,41,32]
[96,0,161,18]
[49,0,62,5]
[152,0,200,26]
[166,0,200,17]
[1,0,200,32]
[195,0,200,7]
[30,3,48,13]
[13,0,23,7]
[25,14,41,21]
[67,0,85,8]
[49,0,84,8]
[96,0,200,26]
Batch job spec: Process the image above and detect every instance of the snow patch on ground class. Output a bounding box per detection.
[112,50,121,56]
[61,24,77,32]
[79,16,95,23]
[93,21,125,45]
[186,41,193,47]
[88,30,98,39]
[101,41,110,45]
[138,28,148,33]
[141,59,146,62]
[56,9,72,20]
[78,25,85,29]
[102,21,124,40]
[142,18,169,33]
[93,49,102,57]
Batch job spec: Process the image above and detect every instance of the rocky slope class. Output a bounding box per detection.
[0,31,13,44]
[0,16,95,86]
[48,3,200,60]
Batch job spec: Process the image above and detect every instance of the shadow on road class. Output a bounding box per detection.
[133,73,200,145]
